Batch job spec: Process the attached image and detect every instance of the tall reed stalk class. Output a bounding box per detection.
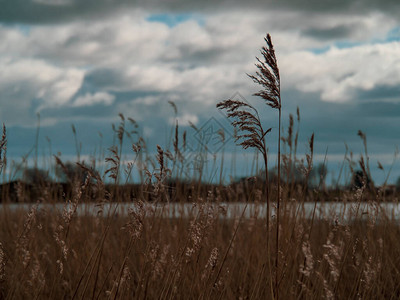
[217,33,282,297]
[247,32,281,300]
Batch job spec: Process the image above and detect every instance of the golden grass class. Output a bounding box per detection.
[1,198,400,299]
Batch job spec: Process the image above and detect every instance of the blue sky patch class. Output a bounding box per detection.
[1,23,31,36]
[385,27,400,42]
[146,13,204,28]
[308,40,363,55]
[308,45,331,55]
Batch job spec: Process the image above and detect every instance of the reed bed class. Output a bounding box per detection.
[1,33,400,299]
[1,192,400,299]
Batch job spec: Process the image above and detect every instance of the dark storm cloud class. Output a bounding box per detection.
[359,101,400,118]
[0,0,131,24]
[303,25,357,41]
[1,0,400,24]
[84,69,128,91]
[355,85,400,102]
[280,88,400,154]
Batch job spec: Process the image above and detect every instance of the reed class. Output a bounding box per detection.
[1,181,400,299]
[218,33,282,297]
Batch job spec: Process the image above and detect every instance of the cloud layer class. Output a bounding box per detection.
[1,2,400,183]
[1,7,399,125]
[2,0,400,24]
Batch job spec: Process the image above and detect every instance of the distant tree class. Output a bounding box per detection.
[23,167,49,185]
[350,170,373,190]
[396,176,400,192]
[309,163,328,188]
[55,161,91,184]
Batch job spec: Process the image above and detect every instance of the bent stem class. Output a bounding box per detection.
[275,106,281,299]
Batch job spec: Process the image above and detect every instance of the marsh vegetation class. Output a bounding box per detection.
[1,34,399,299]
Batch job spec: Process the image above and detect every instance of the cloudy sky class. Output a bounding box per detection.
[1,0,400,184]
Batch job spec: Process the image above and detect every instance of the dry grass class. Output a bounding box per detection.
[1,195,400,299]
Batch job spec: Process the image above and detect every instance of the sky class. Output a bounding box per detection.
[1,0,400,185]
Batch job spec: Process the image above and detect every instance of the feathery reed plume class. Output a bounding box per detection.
[299,133,314,196]
[111,114,128,168]
[174,121,179,156]
[71,124,81,162]
[105,146,121,183]
[34,113,40,170]
[216,100,271,152]
[288,114,293,149]
[54,155,72,183]
[247,34,281,110]
[157,145,165,180]
[183,130,187,151]
[307,133,314,174]
[117,113,125,145]
[131,139,142,154]
[131,136,146,184]
[0,123,7,175]
[295,106,300,163]
[283,114,294,195]
[153,145,172,201]
[172,120,185,169]
[168,100,178,116]
[0,242,5,283]
[216,99,272,232]
[357,130,374,191]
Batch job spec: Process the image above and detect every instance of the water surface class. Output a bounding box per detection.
[1,201,399,222]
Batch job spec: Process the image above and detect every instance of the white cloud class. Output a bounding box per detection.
[281,41,400,102]
[168,20,213,53]
[143,126,154,137]
[73,92,115,107]
[0,7,400,127]
[169,113,199,126]
[0,58,84,114]
[125,65,182,92]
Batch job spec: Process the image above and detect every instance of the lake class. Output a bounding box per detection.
[1,201,399,222]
